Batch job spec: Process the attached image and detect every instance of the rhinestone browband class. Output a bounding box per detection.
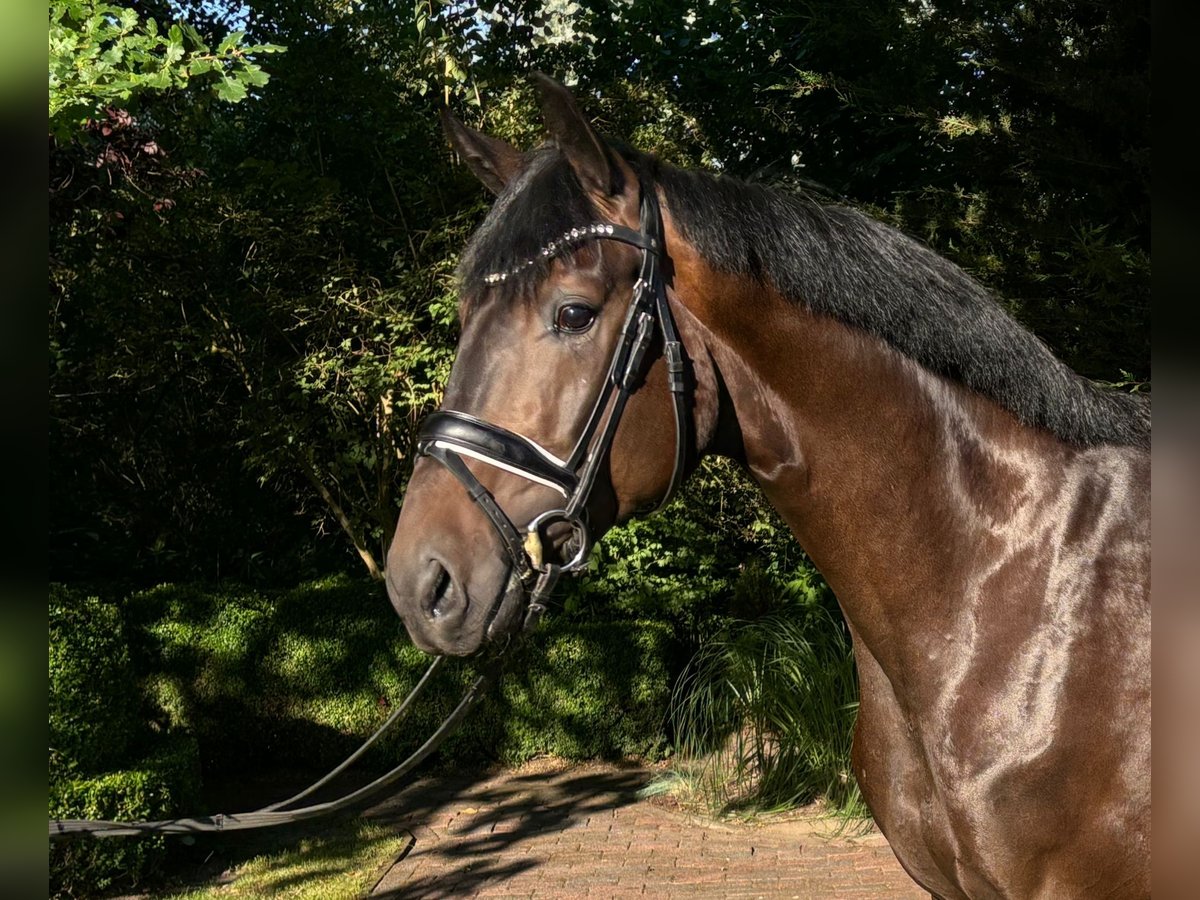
[483,223,623,284]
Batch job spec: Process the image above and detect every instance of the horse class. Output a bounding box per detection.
[384,75,1150,899]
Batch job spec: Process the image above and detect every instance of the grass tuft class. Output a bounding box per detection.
[665,607,870,827]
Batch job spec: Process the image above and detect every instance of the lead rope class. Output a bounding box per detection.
[48,653,502,839]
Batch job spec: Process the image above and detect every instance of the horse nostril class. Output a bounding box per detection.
[423,560,462,621]
[431,568,452,618]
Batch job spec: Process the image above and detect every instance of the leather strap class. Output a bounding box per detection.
[425,443,535,583]
[419,411,578,498]
[417,176,691,626]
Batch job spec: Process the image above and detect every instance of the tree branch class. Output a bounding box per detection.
[294,450,384,581]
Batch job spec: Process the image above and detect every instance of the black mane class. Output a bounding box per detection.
[458,148,1150,449]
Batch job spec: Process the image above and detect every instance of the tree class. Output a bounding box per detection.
[49,0,283,137]
[49,0,1150,585]
[49,0,478,581]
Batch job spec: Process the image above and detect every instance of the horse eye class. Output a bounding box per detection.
[555,303,597,333]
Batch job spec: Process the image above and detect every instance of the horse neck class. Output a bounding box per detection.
[666,224,1077,675]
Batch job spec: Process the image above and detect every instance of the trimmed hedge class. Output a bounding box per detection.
[49,586,140,778]
[49,735,201,897]
[50,586,203,897]
[123,575,674,770]
[472,618,673,762]
[51,575,676,895]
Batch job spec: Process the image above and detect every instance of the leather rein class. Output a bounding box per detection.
[48,176,689,842]
[50,655,499,839]
[417,178,689,631]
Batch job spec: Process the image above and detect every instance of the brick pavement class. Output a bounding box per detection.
[366,760,925,899]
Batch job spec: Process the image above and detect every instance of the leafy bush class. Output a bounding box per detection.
[49,586,140,777]
[565,457,818,640]
[482,619,673,762]
[51,575,674,895]
[48,0,283,136]
[49,733,200,897]
[50,586,203,897]
[119,575,673,771]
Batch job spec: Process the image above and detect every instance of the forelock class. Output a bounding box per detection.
[457,147,602,307]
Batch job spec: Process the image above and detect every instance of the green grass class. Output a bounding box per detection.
[661,607,871,826]
[164,821,410,899]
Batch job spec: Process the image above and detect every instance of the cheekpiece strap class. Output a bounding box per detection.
[421,176,691,630]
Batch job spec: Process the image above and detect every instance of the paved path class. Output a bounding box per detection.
[366,760,925,899]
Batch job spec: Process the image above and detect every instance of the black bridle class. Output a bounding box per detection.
[416,178,689,630]
[48,177,690,843]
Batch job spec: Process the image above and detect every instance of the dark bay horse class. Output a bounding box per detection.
[385,76,1150,899]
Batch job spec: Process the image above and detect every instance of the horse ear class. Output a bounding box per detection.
[440,109,524,196]
[532,73,627,198]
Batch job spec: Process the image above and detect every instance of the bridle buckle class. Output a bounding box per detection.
[525,508,591,574]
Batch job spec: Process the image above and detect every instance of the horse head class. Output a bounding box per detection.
[385,76,708,656]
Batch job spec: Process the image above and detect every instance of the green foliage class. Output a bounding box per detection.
[48,0,283,137]
[121,576,672,770]
[49,586,203,897]
[50,576,672,894]
[48,0,480,583]
[49,585,139,776]
[49,735,201,898]
[668,603,865,819]
[566,457,818,639]
[486,620,673,761]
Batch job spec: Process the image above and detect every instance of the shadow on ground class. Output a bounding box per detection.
[152,760,923,899]
[367,761,653,897]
